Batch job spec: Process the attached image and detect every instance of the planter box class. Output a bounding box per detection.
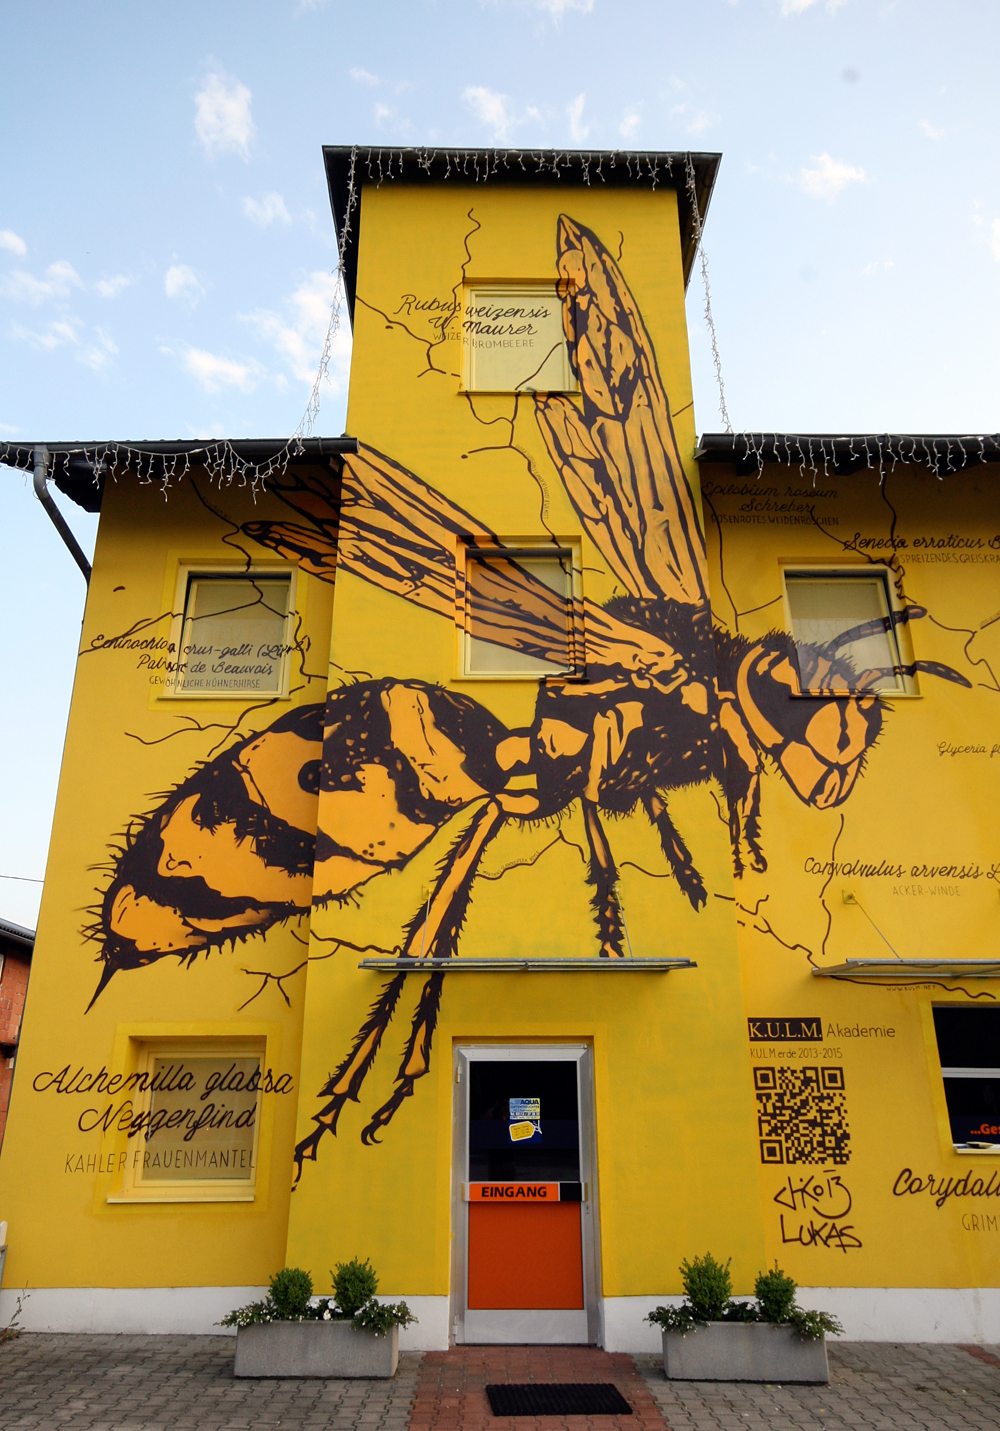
[234,1321,399,1378]
[662,1323,828,1383]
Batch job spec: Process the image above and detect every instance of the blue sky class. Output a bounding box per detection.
[1,0,998,925]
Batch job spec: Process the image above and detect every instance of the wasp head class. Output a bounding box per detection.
[736,638,884,809]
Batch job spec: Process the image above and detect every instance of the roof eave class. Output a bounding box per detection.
[696,432,1000,477]
[322,145,722,326]
[1,438,359,513]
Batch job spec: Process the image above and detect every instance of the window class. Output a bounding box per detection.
[167,570,293,698]
[933,1006,1000,1148]
[461,543,579,679]
[463,284,577,393]
[115,1040,265,1201]
[784,569,909,695]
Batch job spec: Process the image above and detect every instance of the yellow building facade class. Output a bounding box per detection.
[1,147,998,1346]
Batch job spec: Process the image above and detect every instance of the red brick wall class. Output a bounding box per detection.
[0,949,32,1152]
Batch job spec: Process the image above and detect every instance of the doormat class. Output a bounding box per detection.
[485,1383,633,1416]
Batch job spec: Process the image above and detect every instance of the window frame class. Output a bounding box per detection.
[457,538,584,682]
[461,282,579,395]
[161,562,297,701]
[107,1036,268,1204]
[781,565,917,698]
[928,1003,1000,1154]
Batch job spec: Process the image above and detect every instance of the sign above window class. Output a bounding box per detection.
[166,571,293,698]
[463,284,578,394]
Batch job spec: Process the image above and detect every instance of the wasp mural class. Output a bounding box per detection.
[91,216,969,1162]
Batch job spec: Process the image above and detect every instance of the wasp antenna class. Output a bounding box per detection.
[913,660,973,689]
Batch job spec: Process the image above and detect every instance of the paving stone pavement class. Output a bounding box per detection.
[0,1334,421,1431]
[2,1336,1000,1431]
[636,1340,1000,1430]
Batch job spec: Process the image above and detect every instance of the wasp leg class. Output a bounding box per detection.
[360,797,507,1143]
[741,771,766,873]
[293,971,408,1181]
[644,792,707,911]
[582,799,626,958]
[361,970,445,1144]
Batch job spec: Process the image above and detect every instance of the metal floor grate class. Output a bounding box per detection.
[485,1383,634,1416]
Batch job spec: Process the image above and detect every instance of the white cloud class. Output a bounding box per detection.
[991,219,1000,263]
[95,274,132,298]
[535,0,593,14]
[8,315,115,373]
[0,260,82,304]
[242,192,292,227]
[194,71,254,161]
[164,264,205,302]
[781,0,844,11]
[79,328,119,374]
[180,346,262,394]
[686,109,714,136]
[920,119,945,141]
[463,86,513,140]
[244,270,352,394]
[800,153,868,202]
[375,103,393,125]
[620,106,641,140]
[349,66,379,85]
[9,317,81,350]
[0,229,27,256]
[567,93,588,144]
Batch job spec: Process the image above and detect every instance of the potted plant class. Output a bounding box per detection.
[223,1259,416,1378]
[647,1254,841,1383]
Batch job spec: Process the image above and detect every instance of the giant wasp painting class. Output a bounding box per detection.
[91,215,969,1166]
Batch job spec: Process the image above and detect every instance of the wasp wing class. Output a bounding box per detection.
[247,445,694,690]
[536,216,708,608]
[250,445,574,668]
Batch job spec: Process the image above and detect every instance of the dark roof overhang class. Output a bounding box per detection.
[697,432,1000,478]
[0,437,359,513]
[322,145,721,326]
[0,918,34,951]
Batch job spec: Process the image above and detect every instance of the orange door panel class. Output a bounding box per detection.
[467,1200,584,1309]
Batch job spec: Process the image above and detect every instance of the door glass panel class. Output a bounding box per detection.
[469,1060,579,1182]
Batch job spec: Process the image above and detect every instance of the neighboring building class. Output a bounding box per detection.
[0,146,998,1346]
[0,919,33,1152]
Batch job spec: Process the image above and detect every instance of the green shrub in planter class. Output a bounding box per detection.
[333,1258,379,1316]
[680,1253,732,1321]
[754,1262,797,1324]
[646,1254,842,1341]
[221,1260,417,1338]
[269,1268,314,1320]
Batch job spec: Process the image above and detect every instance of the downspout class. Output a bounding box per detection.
[32,445,92,584]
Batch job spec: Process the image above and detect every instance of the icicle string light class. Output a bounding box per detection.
[724,433,1000,485]
[684,152,731,435]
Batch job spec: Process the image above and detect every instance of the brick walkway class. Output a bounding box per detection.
[411,1346,663,1431]
[2,1335,1000,1430]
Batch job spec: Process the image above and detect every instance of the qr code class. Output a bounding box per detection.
[754,1066,850,1165]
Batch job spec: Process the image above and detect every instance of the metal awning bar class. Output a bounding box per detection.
[358,957,697,973]
[813,959,1000,980]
